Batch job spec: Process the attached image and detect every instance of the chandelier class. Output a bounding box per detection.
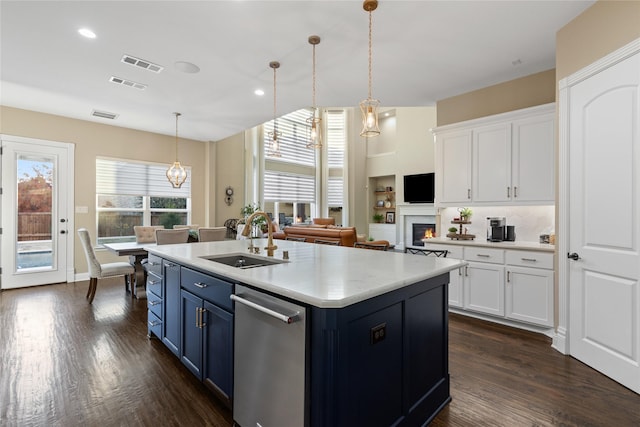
[306,35,323,149]
[267,61,282,157]
[359,0,381,138]
[166,112,187,188]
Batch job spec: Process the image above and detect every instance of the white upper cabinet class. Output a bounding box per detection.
[473,123,511,202]
[433,103,555,206]
[435,130,472,204]
[511,114,555,202]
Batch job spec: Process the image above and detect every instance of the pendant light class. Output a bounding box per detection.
[359,0,381,138]
[267,61,282,157]
[166,112,187,188]
[306,35,322,149]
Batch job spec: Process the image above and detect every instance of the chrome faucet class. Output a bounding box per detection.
[241,211,278,257]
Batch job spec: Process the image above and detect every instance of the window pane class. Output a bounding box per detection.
[150,197,187,209]
[98,195,143,209]
[97,212,143,241]
[151,212,188,228]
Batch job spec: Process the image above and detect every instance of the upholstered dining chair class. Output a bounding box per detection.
[77,228,135,304]
[133,225,165,243]
[173,224,199,230]
[197,226,227,242]
[155,228,190,245]
[314,239,340,245]
[354,241,390,251]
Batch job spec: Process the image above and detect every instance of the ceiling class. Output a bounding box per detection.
[0,0,595,142]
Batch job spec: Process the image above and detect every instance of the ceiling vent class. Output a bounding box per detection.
[121,54,164,73]
[109,76,147,90]
[91,110,118,120]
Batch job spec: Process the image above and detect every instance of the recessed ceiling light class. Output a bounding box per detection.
[78,28,96,39]
[174,61,200,74]
[254,89,265,96]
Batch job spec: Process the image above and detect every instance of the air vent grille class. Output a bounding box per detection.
[121,54,164,73]
[109,76,147,90]
[91,110,118,120]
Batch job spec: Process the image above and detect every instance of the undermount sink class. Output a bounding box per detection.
[200,253,288,269]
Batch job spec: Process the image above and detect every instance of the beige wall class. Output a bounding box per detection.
[213,132,246,225]
[0,106,208,274]
[436,69,556,126]
[557,0,640,80]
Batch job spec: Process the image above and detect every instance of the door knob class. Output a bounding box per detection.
[567,252,580,260]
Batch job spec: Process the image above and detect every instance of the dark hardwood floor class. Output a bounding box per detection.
[1,278,638,426]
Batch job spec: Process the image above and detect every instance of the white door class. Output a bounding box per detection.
[1,135,74,289]
[567,48,640,393]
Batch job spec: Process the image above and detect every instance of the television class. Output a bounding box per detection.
[403,173,435,203]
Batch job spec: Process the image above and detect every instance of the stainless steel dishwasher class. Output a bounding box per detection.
[231,284,307,427]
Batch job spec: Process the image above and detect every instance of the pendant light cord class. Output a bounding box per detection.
[174,113,179,161]
[312,42,317,108]
[368,9,373,100]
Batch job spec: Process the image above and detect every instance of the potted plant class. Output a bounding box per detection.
[240,202,268,234]
[458,207,473,221]
[373,213,384,223]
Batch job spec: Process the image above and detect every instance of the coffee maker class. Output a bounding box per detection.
[487,217,506,241]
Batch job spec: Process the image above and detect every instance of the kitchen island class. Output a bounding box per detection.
[146,239,465,427]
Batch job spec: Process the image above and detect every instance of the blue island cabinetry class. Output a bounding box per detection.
[310,273,450,426]
[149,252,451,426]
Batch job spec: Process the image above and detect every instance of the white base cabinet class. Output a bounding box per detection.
[419,242,554,330]
[464,264,505,317]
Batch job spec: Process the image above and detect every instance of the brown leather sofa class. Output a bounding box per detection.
[273,225,359,247]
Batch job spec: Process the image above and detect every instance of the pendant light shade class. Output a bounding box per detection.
[166,112,187,188]
[359,0,381,138]
[306,35,323,149]
[267,61,282,157]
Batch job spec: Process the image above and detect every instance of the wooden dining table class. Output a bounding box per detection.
[102,241,156,300]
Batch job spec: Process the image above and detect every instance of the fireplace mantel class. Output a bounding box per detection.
[396,204,437,250]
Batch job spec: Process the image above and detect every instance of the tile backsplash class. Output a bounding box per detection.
[439,206,555,243]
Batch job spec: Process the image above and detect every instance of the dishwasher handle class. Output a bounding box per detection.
[231,294,299,324]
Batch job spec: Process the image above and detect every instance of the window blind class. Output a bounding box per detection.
[326,110,345,168]
[96,158,191,197]
[264,171,315,203]
[264,109,315,166]
[327,176,344,207]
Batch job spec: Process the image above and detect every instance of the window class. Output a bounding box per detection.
[96,158,191,244]
[264,109,315,166]
[326,110,346,224]
[264,109,316,224]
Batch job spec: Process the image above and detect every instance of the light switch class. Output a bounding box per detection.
[75,206,89,214]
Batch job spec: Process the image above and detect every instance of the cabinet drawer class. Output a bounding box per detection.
[422,243,463,259]
[505,250,553,269]
[147,272,163,298]
[181,267,233,311]
[148,311,162,337]
[147,291,163,318]
[464,247,504,264]
[146,254,163,277]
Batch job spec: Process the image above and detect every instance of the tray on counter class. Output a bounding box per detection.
[446,233,476,241]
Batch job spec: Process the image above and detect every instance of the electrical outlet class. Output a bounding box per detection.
[370,323,386,345]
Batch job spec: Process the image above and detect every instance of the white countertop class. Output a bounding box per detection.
[419,237,555,252]
[146,239,466,309]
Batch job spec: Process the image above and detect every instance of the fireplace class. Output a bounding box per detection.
[412,223,436,246]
